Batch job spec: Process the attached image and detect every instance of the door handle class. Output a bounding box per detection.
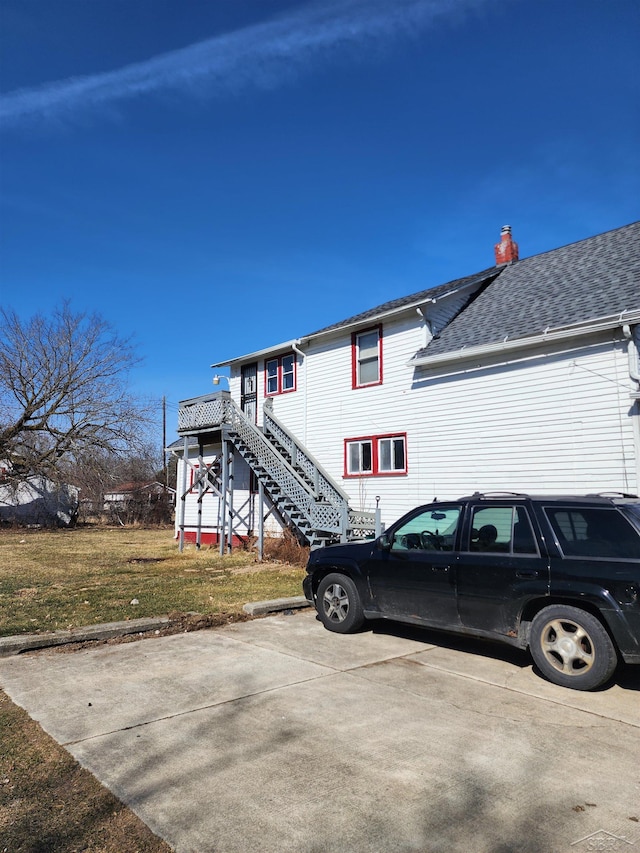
[516,569,539,579]
[431,565,450,572]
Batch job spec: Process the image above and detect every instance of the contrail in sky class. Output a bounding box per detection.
[0,0,489,127]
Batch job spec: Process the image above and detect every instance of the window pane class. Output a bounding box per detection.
[266,359,278,394]
[361,441,372,472]
[348,443,360,474]
[379,439,391,471]
[513,507,538,554]
[357,330,379,385]
[378,437,405,472]
[347,441,372,474]
[545,507,640,558]
[469,507,514,552]
[393,438,405,471]
[281,354,294,390]
[392,507,461,551]
[358,330,379,358]
[359,358,379,384]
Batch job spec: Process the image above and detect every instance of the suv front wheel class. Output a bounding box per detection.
[317,573,365,634]
[529,605,618,690]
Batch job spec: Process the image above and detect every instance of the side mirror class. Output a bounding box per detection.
[378,533,392,551]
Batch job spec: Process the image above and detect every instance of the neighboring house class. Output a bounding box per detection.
[104,481,175,522]
[0,464,79,527]
[103,480,173,507]
[173,222,640,551]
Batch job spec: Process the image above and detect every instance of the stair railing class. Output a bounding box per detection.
[222,399,347,536]
[262,406,351,507]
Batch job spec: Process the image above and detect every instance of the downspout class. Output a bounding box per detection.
[292,339,307,445]
[623,324,640,386]
[623,324,640,494]
[416,306,434,347]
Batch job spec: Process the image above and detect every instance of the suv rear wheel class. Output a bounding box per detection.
[317,573,365,634]
[529,605,618,690]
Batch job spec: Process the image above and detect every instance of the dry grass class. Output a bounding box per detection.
[0,688,173,853]
[0,526,306,638]
[0,525,308,852]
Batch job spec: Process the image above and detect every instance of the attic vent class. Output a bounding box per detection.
[494,225,519,265]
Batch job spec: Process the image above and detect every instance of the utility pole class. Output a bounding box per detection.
[162,395,167,491]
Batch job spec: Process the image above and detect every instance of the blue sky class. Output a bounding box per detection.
[1,0,639,441]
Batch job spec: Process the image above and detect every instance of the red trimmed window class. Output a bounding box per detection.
[189,464,200,492]
[344,433,407,477]
[265,353,296,396]
[352,325,382,388]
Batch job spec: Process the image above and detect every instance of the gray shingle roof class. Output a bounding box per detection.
[304,267,500,338]
[418,221,640,359]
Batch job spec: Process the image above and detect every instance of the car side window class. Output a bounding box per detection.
[544,507,640,559]
[467,505,538,555]
[391,506,461,552]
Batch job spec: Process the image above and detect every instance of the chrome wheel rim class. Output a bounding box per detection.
[539,618,595,675]
[322,583,349,623]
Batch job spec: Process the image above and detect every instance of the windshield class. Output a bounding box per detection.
[391,505,461,552]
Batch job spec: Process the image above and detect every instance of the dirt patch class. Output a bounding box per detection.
[15,587,39,599]
[126,556,165,564]
[44,610,255,654]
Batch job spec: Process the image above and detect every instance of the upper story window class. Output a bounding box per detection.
[344,433,407,477]
[352,325,382,388]
[265,353,296,396]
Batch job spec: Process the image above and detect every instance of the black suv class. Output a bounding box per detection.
[303,493,640,690]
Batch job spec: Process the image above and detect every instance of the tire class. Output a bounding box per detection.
[529,605,618,691]
[316,573,365,634]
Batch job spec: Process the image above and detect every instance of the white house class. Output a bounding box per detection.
[0,464,80,527]
[173,222,640,551]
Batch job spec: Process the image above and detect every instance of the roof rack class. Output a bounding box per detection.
[468,491,530,499]
[586,491,639,499]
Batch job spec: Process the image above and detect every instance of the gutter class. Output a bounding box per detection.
[409,310,640,371]
[211,340,299,369]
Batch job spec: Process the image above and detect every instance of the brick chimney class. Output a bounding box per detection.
[494,225,519,265]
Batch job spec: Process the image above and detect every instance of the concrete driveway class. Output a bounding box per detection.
[1,609,639,853]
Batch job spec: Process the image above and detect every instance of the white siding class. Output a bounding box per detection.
[409,340,638,504]
[213,316,639,536]
[229,319,638,529]
[280,316,432,523]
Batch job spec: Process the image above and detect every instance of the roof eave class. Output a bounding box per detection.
[212,270,500,368]
[211,340,300,369]
[409,310,640,369]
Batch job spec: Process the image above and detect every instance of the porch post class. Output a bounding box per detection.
[178,435,189,552]
[220,439,228,556]
[196,440,204,550]
[258,481,264,562]
[227,448,234,553]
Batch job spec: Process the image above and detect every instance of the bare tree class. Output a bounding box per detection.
[0,302,153,482]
